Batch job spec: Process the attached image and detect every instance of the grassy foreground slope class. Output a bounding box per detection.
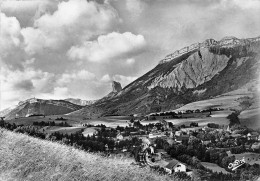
[0,128,173,181]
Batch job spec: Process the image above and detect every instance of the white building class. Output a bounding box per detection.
[175,131,182,136]
[116,133,124,140]
[148,133,166,138]
[166,159,187,173]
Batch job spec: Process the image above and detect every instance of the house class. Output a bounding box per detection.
[201,140,211,146]
[169,131,174,138]
[250,132,260,141]
[251,142,260,151]
[175,131,182,136]
[223,125,231,133]
[116,133,123,140]
[180,127,201,134]
[149,132,166,139]
[247,132,259,141]
[166,159,187,173]
[159,119,169,129]
[231,134,242,139]
[202,126,213,132]
[151,126,158,133]
[175,135,189,143]
[166,138,175,146]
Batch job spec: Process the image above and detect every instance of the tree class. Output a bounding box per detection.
[227,112,240,126]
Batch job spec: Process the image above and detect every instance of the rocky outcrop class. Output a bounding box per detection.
[112,81,122,93]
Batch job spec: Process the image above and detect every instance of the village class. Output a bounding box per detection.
[77,109,260,179]
[1,108,260,180]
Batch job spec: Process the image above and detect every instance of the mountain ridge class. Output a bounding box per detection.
[1,98,83,120]
[69,35,260,117]
[2,35,260,119]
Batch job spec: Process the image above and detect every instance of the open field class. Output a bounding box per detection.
[0,128,176,181]
[239,108,260,129]
[175,95,244,111]
[201,162,230,174]
[7,114,230,128]
[82,127,98,137]
[175,81,257,112]
[43,126,85,135]
[6,116,79,126]
[9,111,260,129]
[142,116,229,127]
[227,152,260,165]
[5,115,130,128]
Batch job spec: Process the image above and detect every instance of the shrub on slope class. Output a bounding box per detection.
[0,128,175,181]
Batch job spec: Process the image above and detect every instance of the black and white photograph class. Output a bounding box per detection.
[0,0,260,180]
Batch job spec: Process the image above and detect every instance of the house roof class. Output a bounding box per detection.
[166,139,174,145]
[231,134,242,138]
[166,159,180,169]
[176,135,189,141]
[251,132,259,136]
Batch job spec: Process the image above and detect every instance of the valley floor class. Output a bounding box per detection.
[0,128,174,181]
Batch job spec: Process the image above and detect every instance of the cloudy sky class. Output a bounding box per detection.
[0,0,260,110]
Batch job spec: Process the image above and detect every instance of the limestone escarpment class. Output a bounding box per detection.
[148,48,230,91]
[159,36,260,64]
[65,98,97,106]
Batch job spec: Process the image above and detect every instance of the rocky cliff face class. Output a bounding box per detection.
[148,48,230,91]
[160,36,260,64]
[64,98,97,106]
[67,36,260,117]
[112,81,122,92]
[2,98,83,120]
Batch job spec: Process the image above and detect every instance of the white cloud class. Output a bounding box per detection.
[1,0,57,28]
[0,13,22,56]
[68,32,146,62]
[220,0,260,9]
[125,0,146,19]
[0,66,55,110]
[23,58,35,66]
[113,74,137,87]
[100,74,112,82]
[1,0,50,13]
[21,0,119,54]
[57,70,96,86]
[126,58,135,65]
[53,87,70,98]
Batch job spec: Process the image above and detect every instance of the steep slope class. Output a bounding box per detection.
[0,128,173,181]
[70,36,260,117]
[2,98,83,120]
[0,106,16,117]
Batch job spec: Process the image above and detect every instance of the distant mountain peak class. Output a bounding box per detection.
[1,98,83,120]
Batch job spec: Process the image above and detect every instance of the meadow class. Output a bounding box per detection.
[0,128,179,181]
